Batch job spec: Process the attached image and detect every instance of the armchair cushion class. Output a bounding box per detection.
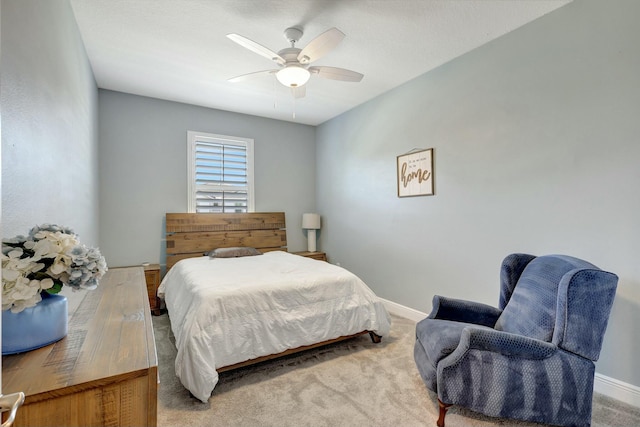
[494,255,597,341]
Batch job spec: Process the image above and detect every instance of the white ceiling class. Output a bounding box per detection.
[70,0,572,126]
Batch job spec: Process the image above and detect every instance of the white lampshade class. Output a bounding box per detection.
[276,65,311,88]
[302,213,321,229]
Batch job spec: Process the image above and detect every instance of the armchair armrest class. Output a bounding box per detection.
[428,295,502,328]
[456,327,557,360]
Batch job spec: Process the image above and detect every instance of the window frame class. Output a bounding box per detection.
[187,131,255,213]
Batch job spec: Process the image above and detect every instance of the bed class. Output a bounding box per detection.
[158,212,391,402]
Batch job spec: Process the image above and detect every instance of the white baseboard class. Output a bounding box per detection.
[380,297,428,322]
[381,298,640,408]
[594,373,640,408]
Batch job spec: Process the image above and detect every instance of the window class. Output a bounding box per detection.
[187,131,254,213]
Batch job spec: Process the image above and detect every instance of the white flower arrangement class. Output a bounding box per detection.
[2,224,108,313]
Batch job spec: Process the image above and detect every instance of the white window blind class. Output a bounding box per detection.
[187,131,254,213]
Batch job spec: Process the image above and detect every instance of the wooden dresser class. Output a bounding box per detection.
[2,267,158,427]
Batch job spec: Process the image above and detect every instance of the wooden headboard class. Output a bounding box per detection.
[165,212,287,270]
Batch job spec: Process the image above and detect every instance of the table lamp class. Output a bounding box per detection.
[302,213,321,252]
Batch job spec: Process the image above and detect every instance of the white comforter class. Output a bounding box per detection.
[158,251,391,402]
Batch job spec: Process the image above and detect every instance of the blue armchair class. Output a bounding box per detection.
[414,254,618,427]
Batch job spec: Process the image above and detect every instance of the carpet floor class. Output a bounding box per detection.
[153,313,640,427]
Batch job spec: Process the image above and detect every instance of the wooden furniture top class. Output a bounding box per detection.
[165,212,288,270]
[293,251,328,262]
[2,267,158,403]
[122,263,160,272]
[143,263,161,271]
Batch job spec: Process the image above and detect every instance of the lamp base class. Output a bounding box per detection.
[307,229,317,252]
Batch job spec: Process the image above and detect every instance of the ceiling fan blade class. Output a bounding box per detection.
[297,27,345,64]
[291,85,306,99]
[227,33,285,65]
[308,66,363,82]
[228,69,277,83]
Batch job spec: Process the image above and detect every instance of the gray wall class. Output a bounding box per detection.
[317,0,640,388]
[98,90,316,268]
[1,0,99,245]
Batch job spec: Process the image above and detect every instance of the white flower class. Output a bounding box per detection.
[2,224,108,312]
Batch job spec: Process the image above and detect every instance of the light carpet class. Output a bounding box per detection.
[153,314,640,427]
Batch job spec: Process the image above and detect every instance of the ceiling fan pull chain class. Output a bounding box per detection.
[273,76,278,109]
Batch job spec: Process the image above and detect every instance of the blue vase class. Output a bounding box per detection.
[2,292,68,355]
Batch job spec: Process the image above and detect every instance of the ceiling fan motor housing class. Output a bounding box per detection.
[284,27,304,45]
[282,27,311,64]
[277,47,304,65]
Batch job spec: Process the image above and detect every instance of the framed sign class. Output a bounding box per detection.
[397,148,434,197]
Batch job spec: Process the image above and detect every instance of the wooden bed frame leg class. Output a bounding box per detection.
[368,332,382,343]
[437,399,452,427]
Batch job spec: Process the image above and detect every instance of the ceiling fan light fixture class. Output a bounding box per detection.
[276,65,310,88]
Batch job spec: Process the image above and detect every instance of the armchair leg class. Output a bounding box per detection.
[437,399,452,427]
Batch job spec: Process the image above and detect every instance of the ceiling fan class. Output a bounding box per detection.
[226,27,363,99]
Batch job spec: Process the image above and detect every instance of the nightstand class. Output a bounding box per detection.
[143,263,162,315]
[293,251,328,262]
